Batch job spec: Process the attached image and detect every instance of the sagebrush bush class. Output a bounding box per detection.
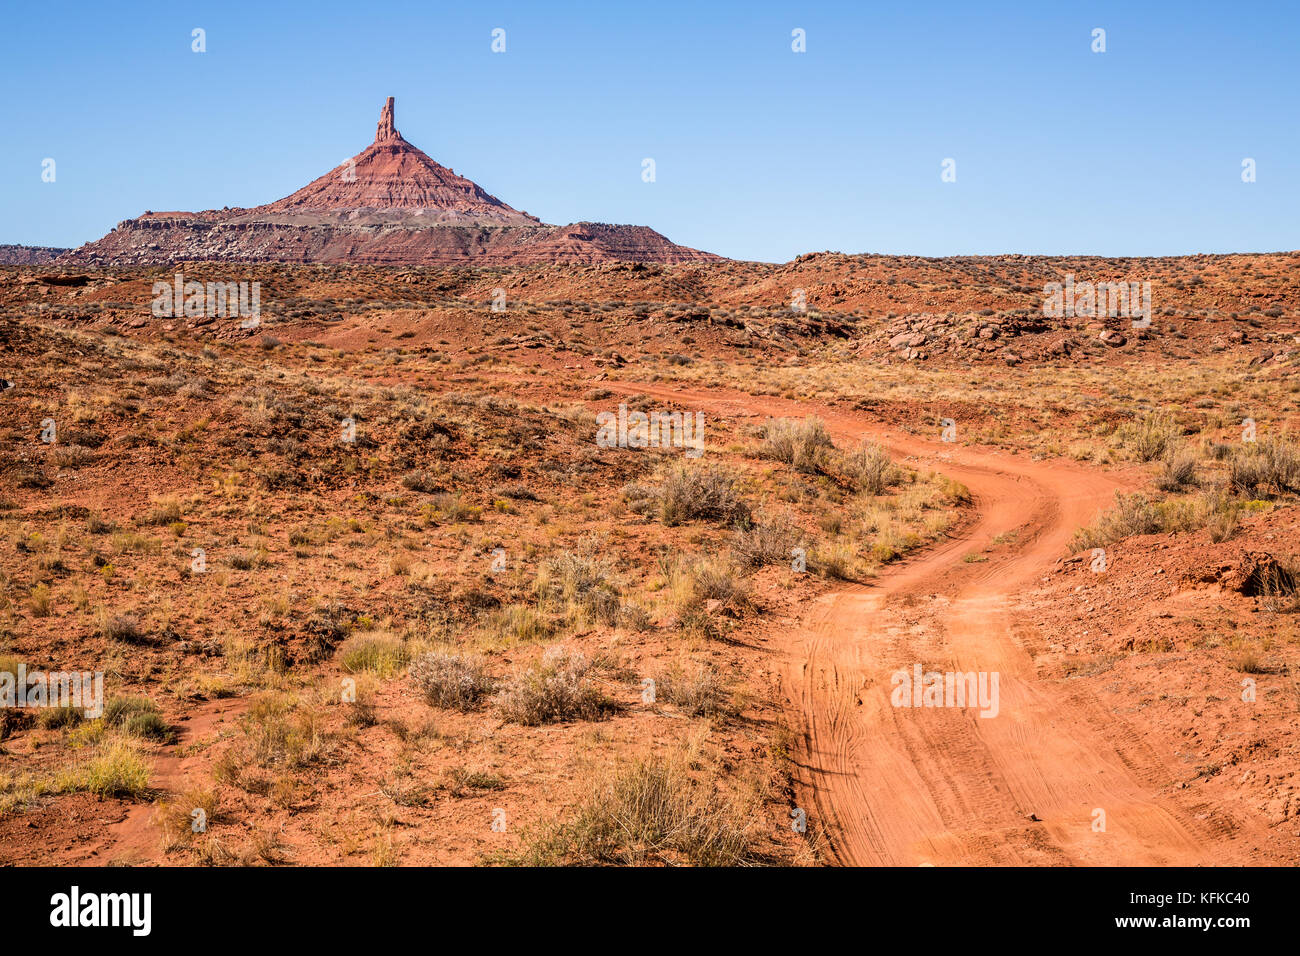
[731,513,805,569]
[658,665,731,717]
[1071,493,1161,551]
[503,752,755,866]
[1116,411,1180,462]
[101,613,144,643]
[836,441,896,495]
[493,647,610,725]
[409,652,494,710]
[653,463,750,527]
[1229,438,1300,497]
[761,417,834,472]
[1154,446,1198,492]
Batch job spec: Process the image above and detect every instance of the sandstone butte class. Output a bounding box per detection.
[63,98,721,267]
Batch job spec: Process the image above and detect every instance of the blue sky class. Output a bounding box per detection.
[2,0,1296,261]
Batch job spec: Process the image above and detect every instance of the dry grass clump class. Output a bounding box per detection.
[1115,411,1180,462]
[1229,438,1300,497]
[636,463,751,527]
[158,787,219,849]
[657,665,732,717]
[1154,446,1198,492]
[685,555,750,610]
[1072,488,1251,551]
[401,470,442,493]
[661,554,751,618]
[477,603,553,645]
[1071,493,1162,551]
[536,545,620,625]
[56,740,151,798]
[409,651,495,710]
[834,441,897,495]
[730,512,806,569]
[809,539,860,580]
[141,497,184,526]
[27,583,53,617]
[103,695,174,742]
[100,613,144,643]
[218,693,328,779]
[337,630,408,677]
[502,750,756,866]
[761,417,834,472]
[493,646,611,725]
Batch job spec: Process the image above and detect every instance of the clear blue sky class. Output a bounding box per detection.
[2,0,1296,261]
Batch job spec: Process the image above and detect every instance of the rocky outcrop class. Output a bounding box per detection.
[375,96,400,144]
[0,245,69,266]
[61,98,722,266]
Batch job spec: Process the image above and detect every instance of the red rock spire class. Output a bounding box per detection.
[375,97,400,144]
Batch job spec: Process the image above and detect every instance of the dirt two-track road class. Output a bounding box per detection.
[610,381,1273,867]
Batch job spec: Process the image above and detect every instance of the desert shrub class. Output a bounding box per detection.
[537,545,620,625]
[409,652,495,710]
[761,417,834,472]
[158,787,219,848]
[1252,556,1299,613]
[38,704,84,730]
[654,463,750,527]
[810,540,859,580]
[1154,446,1198,492]
[495,483,539,501]
[59,740,150,798]
[444,767,506,797]
[1229,438,1300,497]
[731,513,805,569]
[27,584,52,617]
[493,647,610,725]
[101,613,144,643]
[1231,644,1265,673]
[480,603,553,644]
[401,470,443,493]
[1071,493,1161,551]
[141,498,184,526]
[227,548,268,570]
[1206,501,1240,543]
[503,752,755,866]
[430,493,480,522]
[657,665,731,717]
[836,441,896,495]
[337,630,408,677]
[1116,411,1180,462]
[86,514,117,534]
[239,694,327,769]
[618,603,654,632]
[685,556,750,610]
[50,444,91,469]
[102,695,173,742]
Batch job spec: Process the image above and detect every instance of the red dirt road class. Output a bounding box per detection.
[608,381,1272,866]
